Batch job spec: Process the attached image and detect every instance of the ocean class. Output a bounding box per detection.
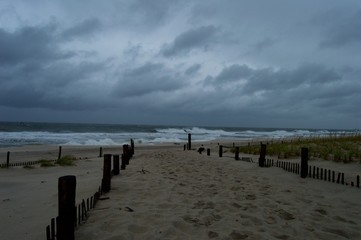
[0,121,355,148]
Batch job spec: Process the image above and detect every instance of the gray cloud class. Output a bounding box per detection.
[0,25,70,65]
[320,10,361,47]
[0,0,360,128]
[161,25,219,57]
[113,62,187,98]
[185,64,201,76]
[60,18,102,41]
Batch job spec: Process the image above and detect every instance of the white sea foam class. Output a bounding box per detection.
[0,123,355,147]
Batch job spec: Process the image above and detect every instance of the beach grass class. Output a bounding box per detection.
[57,155,77,166]
[237,134,361,163]
[39,159,56,167]
[38,155,77,167]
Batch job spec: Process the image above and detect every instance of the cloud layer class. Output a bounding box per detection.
[0,0,360,129]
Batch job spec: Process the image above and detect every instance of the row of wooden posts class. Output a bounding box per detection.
[2,146,65,168]
[46,140,135,240]
[185,134,360,189]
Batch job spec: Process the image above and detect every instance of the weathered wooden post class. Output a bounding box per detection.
[188,133,191,150]
[6,151,10,168]
[99,147,103,157]
[58,175,76,240]
[259,143,266,167]
[301,147,308,178]
[207,148,210,156]
[58,146,62,160]
[113,154,120,175]
[219,145,223,157]
[101,154,112,193]
[130,139,135,156]
[123,144,130,165]
[357,175,360,188]
[121,154,126,170]
[235,147,240,160]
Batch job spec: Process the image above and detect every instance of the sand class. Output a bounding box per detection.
[1,142,361,240]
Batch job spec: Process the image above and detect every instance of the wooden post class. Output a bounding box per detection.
[341,173,344,185]
[121,154,126,170]
[184,144,186,151]
[207,148,210,156]
[58,146,62,160]
[300,148,308,178]
[123,145,130,165]
[58,175,76,240]
[99,147,103,157]
[113,154,120,175]
[101,154,112,193]
[188,133,191,150]
[6,151,10,168]
[235,147,240,160]
[357,175,360,188]
[219,145,223,157]
[130,139,135,156]
[51,218,56,240]
[46,226,51,240]
[259,143,266,167]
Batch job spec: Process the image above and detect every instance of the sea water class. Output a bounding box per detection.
[0,121,355,148]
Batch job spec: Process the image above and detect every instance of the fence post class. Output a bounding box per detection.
[99,147,103,157]
[113,154,120,175]
[123,145,130,165]
[6,151,10,168]
[235,147,240,160]
[101,154,112,193]
[130,139,135,156]
[58,146,62,160]
[121,154,126,170]
[259,143,266,167]
[188,133,191,150]
[58,175,76,240]
[219,145,223,157]
[301,148,308,178]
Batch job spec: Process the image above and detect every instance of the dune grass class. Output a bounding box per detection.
[237,134,361,163]
[39,155,77,167]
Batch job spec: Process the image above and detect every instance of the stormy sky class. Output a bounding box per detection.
[0,0,360,129]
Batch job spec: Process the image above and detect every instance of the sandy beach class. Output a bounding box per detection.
[1,142,361,240]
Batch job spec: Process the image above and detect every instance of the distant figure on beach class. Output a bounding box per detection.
[198,145,205,154]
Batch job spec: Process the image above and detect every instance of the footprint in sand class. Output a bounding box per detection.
[192,200,215,210]
[229,230,248,239]
[127,224,148,234]
[276,209,295,220]
[245,194,256,200]
[208,231,219,238]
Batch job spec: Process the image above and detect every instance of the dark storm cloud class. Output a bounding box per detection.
[211,63,341,93]
[113,62,186,98]
[0,22,108,110]
[320,10,361,47]
[161,25,219,57]
[201,62,360,119]
[60,18,102,41]
[0,25,70,65]
[1,0,360,128]
[185,64,201,76]
[0,60,109,110]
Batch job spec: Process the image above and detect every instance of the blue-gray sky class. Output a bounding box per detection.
[0,0,360,129]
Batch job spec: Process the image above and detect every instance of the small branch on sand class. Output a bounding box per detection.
[137,169,150,174]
